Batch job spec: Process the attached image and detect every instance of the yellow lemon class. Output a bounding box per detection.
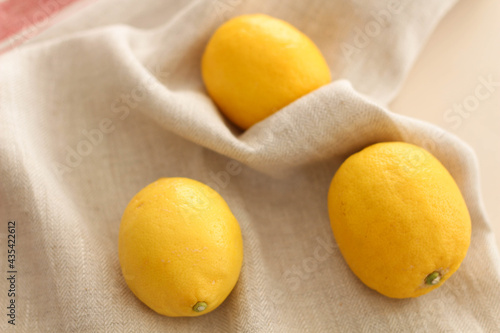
[202,14,331,129]
[118,178,243,316]
[327,142,471,298]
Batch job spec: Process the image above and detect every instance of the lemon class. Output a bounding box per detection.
[327,142,471,298]
[118,178,243,316]
[201,14,331,129]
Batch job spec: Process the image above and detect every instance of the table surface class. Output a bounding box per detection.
[390,0,500,250]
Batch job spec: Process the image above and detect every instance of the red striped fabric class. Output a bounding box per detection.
[0,0,83,50]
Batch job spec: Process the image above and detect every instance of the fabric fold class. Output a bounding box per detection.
[2,0,499,331]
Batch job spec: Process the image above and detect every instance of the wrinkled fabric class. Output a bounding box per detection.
[1,0,499,332]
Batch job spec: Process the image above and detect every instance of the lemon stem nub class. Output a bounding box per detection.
[425,271,441,285]
[193,301,208,312]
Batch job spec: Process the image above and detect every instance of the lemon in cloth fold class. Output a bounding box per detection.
[118,178,243,317]
[202,14,331,129]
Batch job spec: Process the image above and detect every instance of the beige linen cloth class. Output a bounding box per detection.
[1,0,500,331]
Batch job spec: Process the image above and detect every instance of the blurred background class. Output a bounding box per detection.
[391,0,500,249]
